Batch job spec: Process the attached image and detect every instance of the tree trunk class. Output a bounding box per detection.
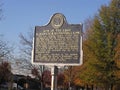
[91,85,93,90]
[86,84,89,90]
[110,84,113,90]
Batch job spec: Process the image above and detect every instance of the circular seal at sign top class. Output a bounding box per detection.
[51,13,64,29]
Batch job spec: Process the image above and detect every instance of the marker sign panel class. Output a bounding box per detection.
[32,13,83,66]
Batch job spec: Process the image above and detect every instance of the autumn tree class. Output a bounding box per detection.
[0,61,12,84]
[0,37,13,90]
[32,68,51,88]
[64,66,79,89]
[57,73,65,87]
[79,0,120,90]
[0,2,13,88]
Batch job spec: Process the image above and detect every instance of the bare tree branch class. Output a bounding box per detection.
[0,37,12,62]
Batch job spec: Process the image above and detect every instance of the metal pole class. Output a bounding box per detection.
[51,66,58,90]
[41,65,44,90]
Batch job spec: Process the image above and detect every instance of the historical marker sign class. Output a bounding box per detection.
[32,13,83,66]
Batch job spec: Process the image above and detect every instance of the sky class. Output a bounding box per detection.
[0,0,110,55]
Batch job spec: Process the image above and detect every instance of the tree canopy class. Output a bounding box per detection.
[78,0,120,89]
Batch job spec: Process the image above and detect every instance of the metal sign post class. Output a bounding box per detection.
[51,66,58,90]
